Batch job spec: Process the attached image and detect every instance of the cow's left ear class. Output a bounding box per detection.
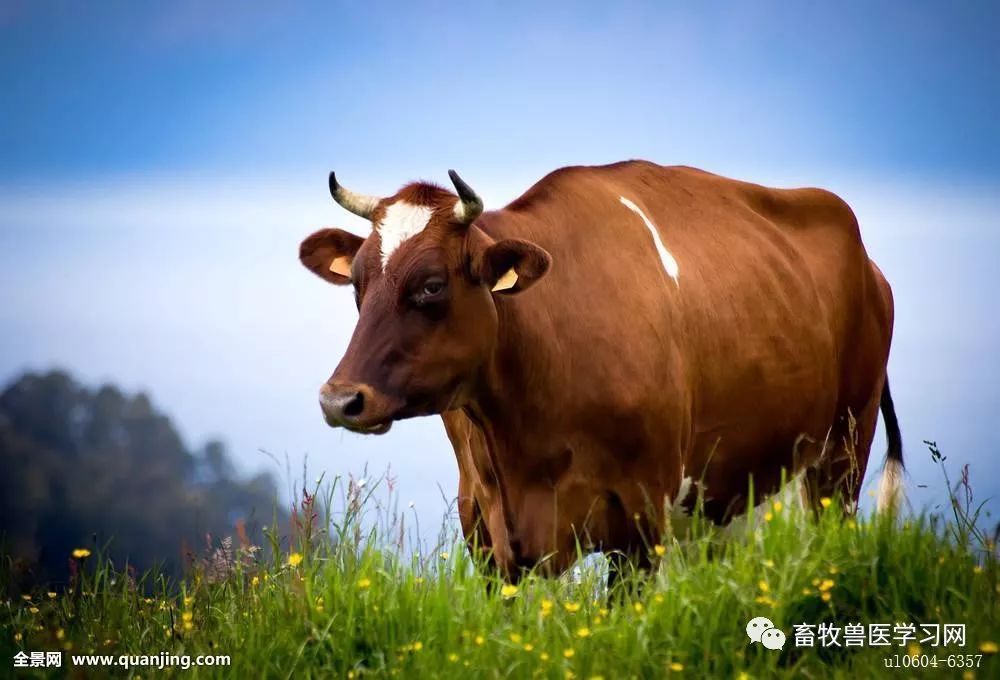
[479,238,551,294]
[299,228,365,285]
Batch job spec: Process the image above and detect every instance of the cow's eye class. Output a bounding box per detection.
[409,276,447,307]
[422,280,445,297]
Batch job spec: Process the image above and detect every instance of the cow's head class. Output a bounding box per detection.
[301,171,550,433]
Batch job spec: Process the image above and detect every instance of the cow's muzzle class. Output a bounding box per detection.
[319,382,396,434]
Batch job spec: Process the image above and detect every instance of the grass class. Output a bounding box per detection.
[2,472,999,678]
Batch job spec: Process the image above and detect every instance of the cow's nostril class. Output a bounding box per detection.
[343,391,365,418]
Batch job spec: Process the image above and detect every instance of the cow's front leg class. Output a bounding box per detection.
[457,476,498,577]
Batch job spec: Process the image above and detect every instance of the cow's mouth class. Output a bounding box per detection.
[321,409,396,435]
[344,420,393,435]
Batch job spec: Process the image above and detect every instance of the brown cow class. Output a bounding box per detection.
[299,160,902,581]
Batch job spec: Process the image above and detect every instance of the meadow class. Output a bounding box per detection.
[3,462,999,679]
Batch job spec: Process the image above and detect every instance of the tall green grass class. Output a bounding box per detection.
[2,470,998,678]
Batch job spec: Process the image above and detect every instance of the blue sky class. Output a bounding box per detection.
[2,2,999,531]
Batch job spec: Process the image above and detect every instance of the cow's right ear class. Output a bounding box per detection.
[299,229,366,285]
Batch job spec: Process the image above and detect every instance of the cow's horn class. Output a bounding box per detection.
[449,169,484,224]
[329,172,380,220]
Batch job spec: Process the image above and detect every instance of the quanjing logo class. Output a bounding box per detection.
[747,616,787,650]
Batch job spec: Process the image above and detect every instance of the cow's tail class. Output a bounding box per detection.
[875,377,904,513]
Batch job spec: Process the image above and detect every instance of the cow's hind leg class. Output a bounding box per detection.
[802,385,883,514]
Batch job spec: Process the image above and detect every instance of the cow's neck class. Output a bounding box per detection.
[461,296,571,529]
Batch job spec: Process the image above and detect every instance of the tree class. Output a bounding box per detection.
[0,370,286,587]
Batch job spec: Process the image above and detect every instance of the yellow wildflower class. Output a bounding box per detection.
[670,662,684,671]
[47,592,57,599]
[286,553,303,567]
[762,559,775,568]
[821,592,831,603]
[763,512,774,522]
[563,601,581,613]
[28,607,39,614]
[412,641,423,652]
[251,576,260,587]
[980,641,998,654]
[633,602,644,614]
[509,633,522,643]
[475,635,484,646]
[440,552,450,560]
[357,577,372,590]
[524,643,534,652]
[577,627,591,638]
[448,653,459,662]
[820,497,832,509]
[500,584,519,598]
[563,649,575,658]
[818,579,835,592]
[540,652,550,661]
[758,580,769,593]
[72,548,91,559]
[772,501,783,513]
[653,544,666,556]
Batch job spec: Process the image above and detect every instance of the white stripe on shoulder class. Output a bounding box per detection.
[378,201,434,269]
[619,196,680,286]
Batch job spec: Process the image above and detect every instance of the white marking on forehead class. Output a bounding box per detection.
[619,196,680,286]
[377,201,435,269]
